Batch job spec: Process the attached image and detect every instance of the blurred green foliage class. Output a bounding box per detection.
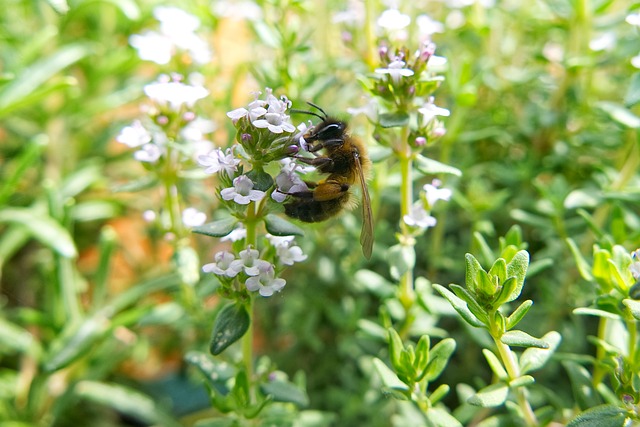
[2,0,640,426]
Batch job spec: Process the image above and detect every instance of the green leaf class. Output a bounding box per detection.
[372,358,409,393]
[506,300,533,330]
[467,383,509,407]
[509,375,535,388]
[0,208,77,258]
[520,331,561,374]
[433,285,485,328]
[566,238,594,281]
[111,176,159,193]
[488,258,507,284]
[387,328,405,369]
[423,338,456,382]
[192,218,239,238]
[425,406,463,427]
[415,155,462,176]
[0,317,41,356]
[414,335,430,378]
[450,284,489,325]
[260,379,309,407]
[573,307,621,320]
[482,349,508,380]
[246,168,274,192]
[210,304,251,355]
[503,250,529,302]
[625,73,640,107]
[429,384,451,406]
[264,214,304,236]
[494,277,518,307]
[46,0,69,14]
[500,330,549,349]
[622,299,640,320]
[44,315,111,372]
[562,361,602,410]
[74,381,180,427]
[388,244,415,281]
[596,101,640,128]
[379,111,410,128]
[0,44,92,117]
[0,136,47,205]
[567,404,630,427]
[464,253,483,294]
[184,351,234,395]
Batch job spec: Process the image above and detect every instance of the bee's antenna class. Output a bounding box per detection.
[306,102,328,118]
[290,107,325,121]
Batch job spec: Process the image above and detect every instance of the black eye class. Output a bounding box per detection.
[316,122,345,140]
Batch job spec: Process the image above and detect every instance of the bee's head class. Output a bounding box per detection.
[310,119,347,142]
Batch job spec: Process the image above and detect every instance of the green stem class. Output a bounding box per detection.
[397,125,416,327]
[592,316,608,386]
[363,0,377,69]
[242,201,259,397]
[493,335,538,426]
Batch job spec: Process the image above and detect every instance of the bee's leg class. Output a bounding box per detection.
[294,155,333,169]
[307,138,343,153]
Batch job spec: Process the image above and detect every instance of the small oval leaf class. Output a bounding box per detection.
[467,383,509,407]
[264,214,304,236]
[210,304,250,355]
[379,111,410,128]
[501,330,549,349]
[192,218,239,238]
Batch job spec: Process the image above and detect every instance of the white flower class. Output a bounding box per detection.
[245,263,286,297]
[377,9,411,31]
[333,0,364,25]
[181,117,216,143]
[252,112,296,133]
[182,207,207,227]
[117,120,152,147]
[375,60,415,83]
[221,225,247,242]
[276,242,307,265]
[129,32,174,65]
[134,143,162,163]
[203,251,242,277]
[213,0,263,21]
[198,147,241,176]
[543,42,564,63]
[272,163,309,202]
[144,79,209,112]
[632,54,640,69]
[221,175,265,205]
[626,12,640,27]
[418,98,450,125]
[416,14,444,39]
[266,234,295,246]
[142,210,156,222]
[129,7,211,65]
[347,98,378,122]
[403,203,437,229]
[423,180,452,207]
[231,247,271,276]
[589,33,615,52]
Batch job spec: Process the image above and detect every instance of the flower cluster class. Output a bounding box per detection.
[196,88,312,298]
[129,6,212,65]
[403,179,452,231]
[202,234,307,297]
[116,74,214,165]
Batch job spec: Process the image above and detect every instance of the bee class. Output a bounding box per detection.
[284,103,374,259]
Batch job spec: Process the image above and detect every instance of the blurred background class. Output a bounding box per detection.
[1,0,639,425]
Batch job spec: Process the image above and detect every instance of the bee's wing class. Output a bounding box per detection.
[355,152,374,259]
